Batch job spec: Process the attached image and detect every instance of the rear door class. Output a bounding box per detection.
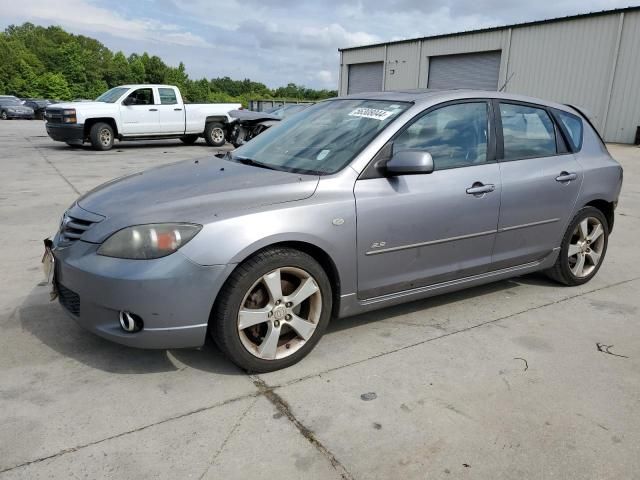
[492,101,583,269]
[157,87,186,134]
[354,100,501,299]
[119,87,160,135]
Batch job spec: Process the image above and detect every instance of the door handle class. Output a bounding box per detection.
[466,182,495,195]
[556,172,577,182]
[148,108,158,111]
[174,108,183,111]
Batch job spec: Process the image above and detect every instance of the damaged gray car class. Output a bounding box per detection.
[44,90,623,372]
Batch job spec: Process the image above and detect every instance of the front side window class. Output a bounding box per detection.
[393,102,489,170]
[96,87,129,103]
[159,88,178,105]
[232,99,409,175]
[124,88,155,106]
[500,103,556,160]
[556,110,583,151]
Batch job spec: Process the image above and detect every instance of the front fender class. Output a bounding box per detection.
[178,181,358,297]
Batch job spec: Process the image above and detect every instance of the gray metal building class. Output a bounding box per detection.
[338,7,640,143]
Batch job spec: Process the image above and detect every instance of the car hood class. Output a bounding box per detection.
[77,156,319,243]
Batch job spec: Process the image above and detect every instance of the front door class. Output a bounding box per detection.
[355,101,501,299]
[492,102,583,269]
[119,87,160,135]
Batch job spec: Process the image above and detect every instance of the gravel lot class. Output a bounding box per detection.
[1,120,639,479]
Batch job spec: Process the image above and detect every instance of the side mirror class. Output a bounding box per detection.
[385,150,434,175]
[122,97,134,106]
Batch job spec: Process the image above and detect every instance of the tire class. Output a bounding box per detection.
[89,122,114,151]
[545,206,609,286]
[1,111,8,120]
[212,247,332,372]
[204,122,226,147]
[180,134,199,145]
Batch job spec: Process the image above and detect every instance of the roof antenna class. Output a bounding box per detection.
[499,72,515,92]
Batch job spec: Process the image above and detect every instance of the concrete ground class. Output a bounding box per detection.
[1,120,639,479]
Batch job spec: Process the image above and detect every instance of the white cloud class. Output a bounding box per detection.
[0,0,212,47]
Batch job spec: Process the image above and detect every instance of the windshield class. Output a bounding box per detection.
[0,98,21,106]
[232,99,410,175]
[95,87,129,103]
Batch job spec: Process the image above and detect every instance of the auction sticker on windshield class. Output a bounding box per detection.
[348,107,394,121]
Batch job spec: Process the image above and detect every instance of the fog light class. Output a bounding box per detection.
[119,311,143,333]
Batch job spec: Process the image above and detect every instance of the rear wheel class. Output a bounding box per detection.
[546,206,609,286]
[212,248,332,372]
[180,134,199,145]
[89,122,114,151]
[204,122,226,147]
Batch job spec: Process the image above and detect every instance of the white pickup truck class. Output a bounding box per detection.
[44,84,241,150]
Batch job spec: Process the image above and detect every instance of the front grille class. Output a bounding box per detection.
[45,108,64,124]
[57,283,80,316]
[59,213,97,245]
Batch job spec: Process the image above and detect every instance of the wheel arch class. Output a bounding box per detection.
[84,117,119,138]
[214,239,343,319]
[583,199,615,233]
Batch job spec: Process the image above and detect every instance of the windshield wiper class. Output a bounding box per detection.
[232,155,279,171]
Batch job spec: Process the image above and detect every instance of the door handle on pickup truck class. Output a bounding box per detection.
[555,172,577,182]
[466,182,496,195]
[174,108,183,111]
[148,108,158,111]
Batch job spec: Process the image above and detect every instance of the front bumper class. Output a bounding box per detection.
[46,123,85,144]
[5,111,34,119]
[52,238,235,349]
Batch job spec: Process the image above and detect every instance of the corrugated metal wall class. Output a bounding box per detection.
[604,11,640,143]
[340,10,640,143]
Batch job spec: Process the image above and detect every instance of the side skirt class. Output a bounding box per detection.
[337,249,559,319]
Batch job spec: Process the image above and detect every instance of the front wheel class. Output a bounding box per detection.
[545,206,609,286]
[204,122,226,147]
[1,111,8,120]
[89,122,114,151]
[212,248,332,372]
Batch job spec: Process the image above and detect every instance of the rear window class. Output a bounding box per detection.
[556,110,583,151]
[500,103,556,160]
[159,88,178,105]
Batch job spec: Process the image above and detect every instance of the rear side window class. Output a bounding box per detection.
[500,103,556,160]
[394,102,489,170]
[556,110,583,151]
[159,88,178,105]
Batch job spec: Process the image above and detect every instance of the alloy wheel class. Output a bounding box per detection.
[211,127,225,144]
[100,128,112,147]
[568,217,605,278]
[237,266,322,360]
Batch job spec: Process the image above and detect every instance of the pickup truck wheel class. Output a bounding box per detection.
[89,122,114,151]
[204,122,226,147]
[212,247,332,372]
[180,134,199,145]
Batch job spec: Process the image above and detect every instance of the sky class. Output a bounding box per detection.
[0,0,636,89]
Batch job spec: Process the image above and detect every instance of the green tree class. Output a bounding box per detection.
[36,72,71,100]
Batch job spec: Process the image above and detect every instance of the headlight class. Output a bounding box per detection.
[8,108,16,112]
[62,108,76,123]
[97,223,202,260]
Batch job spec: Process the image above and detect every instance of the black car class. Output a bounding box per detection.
[22,98,52,119]
[0,97,35,120]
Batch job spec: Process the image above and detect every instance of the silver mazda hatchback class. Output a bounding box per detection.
[44,90,623,372]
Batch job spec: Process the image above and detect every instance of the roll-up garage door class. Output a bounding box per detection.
[347,62,384,94]
[428,51,501,90]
